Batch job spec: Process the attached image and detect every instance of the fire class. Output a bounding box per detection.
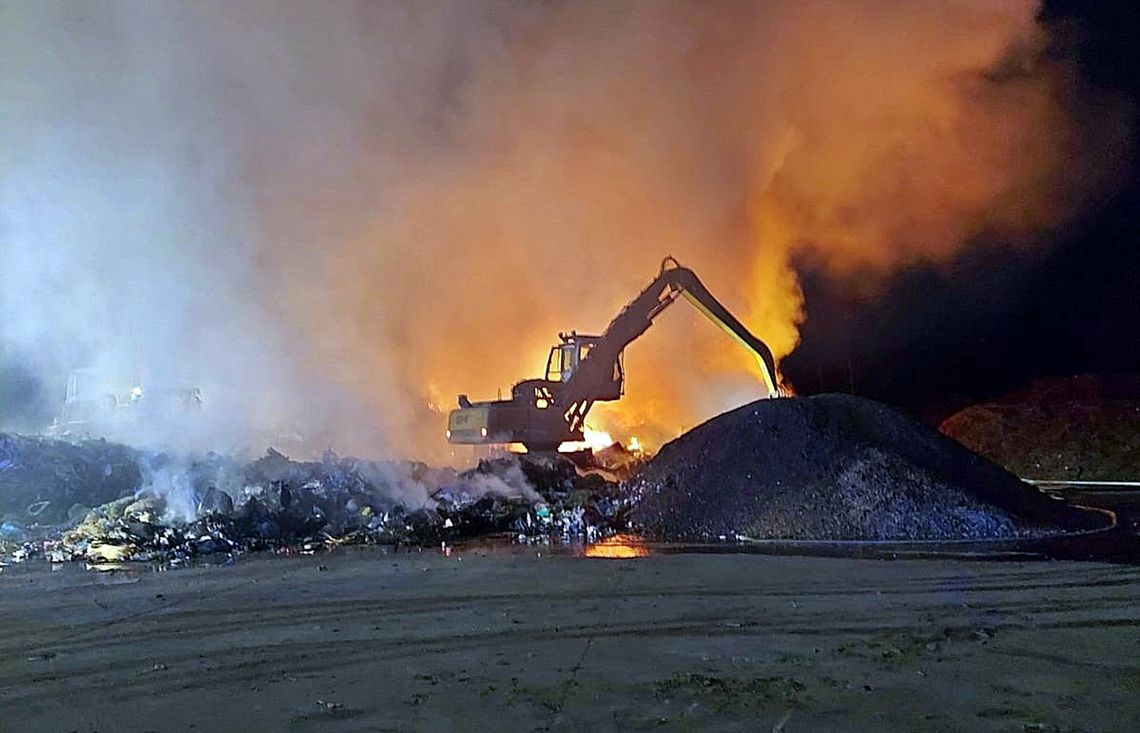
[584,534,649,559]
[583,426,614,450]
[558,425,615,453]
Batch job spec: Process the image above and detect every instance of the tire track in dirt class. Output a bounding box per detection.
[6,591,1138,706]
[3,553,1139,733]
[9,575,1133,662]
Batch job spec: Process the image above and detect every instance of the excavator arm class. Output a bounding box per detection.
[560,256,780,433]
[446,256,781,449]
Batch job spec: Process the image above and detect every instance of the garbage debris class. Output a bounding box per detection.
[567,441,651,483]
[0,433,142,525]
[630,394,1109,541]
[1,431,632,569]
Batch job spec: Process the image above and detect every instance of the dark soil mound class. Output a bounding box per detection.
[630,394,1107,541]
[940,376,1140,481]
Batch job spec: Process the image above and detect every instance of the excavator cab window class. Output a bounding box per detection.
[559,344,577,381]
[544,344,579,382]
[544,340,597,383]
[545,347,560,382]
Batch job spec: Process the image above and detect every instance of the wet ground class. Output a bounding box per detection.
[2,535,1139,732]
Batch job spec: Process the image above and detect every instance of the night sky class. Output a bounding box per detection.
[783,0,1140,420]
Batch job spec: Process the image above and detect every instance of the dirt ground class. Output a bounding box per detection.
[2,548,1138,733]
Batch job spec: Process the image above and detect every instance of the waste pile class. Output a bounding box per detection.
[5,393,1116,568]
[1,434,631,568]
[1,433,142,531]
[566,441,651,483]
[630,394,1109,542]
[941,375,1140,481]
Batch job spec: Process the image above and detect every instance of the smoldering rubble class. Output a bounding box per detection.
[1,394,1115,570]
[0,434,633,569]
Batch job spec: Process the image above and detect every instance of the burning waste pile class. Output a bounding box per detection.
[2,394,1112,569]
[1,437,633,569]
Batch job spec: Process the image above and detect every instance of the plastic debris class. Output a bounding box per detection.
[1,432,634,569]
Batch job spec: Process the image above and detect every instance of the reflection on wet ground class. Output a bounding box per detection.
[582,533,649,558]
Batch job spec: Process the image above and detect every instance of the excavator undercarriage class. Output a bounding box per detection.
[446,257,780,451]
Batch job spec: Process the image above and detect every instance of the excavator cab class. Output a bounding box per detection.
[544,333,623,398]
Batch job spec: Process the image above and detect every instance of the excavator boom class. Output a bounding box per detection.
[447,256,780,450]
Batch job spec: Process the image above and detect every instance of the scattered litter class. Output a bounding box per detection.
[25,500,51,517]
[25,652,56,662]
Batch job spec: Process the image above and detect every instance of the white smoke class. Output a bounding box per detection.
[0,1,1129,461]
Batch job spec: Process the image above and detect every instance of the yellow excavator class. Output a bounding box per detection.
[447,256,781,451]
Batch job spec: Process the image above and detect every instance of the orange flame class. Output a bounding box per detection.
[583,534,649,559]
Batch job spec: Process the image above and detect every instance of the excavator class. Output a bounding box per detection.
[446,256,781,451]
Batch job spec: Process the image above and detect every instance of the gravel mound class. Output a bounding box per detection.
[630,394,1107,541]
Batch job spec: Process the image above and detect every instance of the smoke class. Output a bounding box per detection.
[132,449,529,527]
[0,1,1129,460]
